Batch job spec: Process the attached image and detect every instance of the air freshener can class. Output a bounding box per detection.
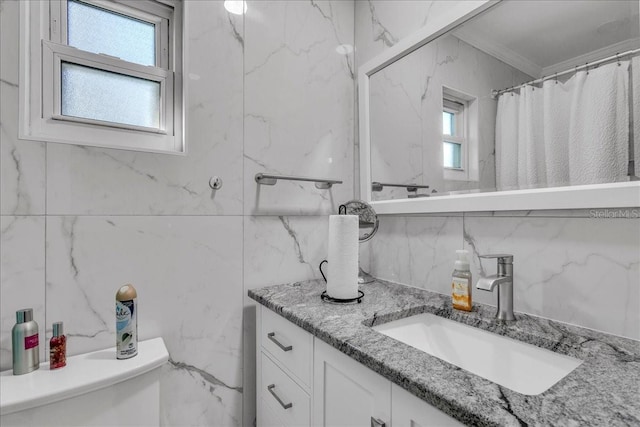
[116,284,138,359]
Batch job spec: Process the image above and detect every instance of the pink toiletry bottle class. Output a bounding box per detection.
[49,322,66,369]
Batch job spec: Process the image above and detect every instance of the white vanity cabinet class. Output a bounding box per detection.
[257,307,313,427]
[256,306,466,427]
[391,384,465,427]
[313,339,391,427]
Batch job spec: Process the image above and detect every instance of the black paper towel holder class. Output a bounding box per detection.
[320,290,364,304]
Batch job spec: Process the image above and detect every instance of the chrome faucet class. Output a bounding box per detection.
[476,254,516,322]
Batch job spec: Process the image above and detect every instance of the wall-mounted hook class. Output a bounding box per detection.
[209,176,223,190]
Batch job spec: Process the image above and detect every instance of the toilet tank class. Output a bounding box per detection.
[0,338,168,427]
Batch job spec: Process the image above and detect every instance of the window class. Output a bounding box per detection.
[442,87,479,182]
[442,98,465,170]
[19,0,183,154]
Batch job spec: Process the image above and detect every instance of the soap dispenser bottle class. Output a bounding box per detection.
[452,250,472,312]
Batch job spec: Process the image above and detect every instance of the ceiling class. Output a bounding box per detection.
[453,0,640,78]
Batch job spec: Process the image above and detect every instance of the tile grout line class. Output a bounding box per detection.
[240,5,247,425]
[241,4,246,425]
[44,141,48,362]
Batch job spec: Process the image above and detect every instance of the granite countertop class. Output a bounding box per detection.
[249,279,640,427]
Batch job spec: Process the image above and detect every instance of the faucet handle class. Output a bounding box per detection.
[479,254,513,264]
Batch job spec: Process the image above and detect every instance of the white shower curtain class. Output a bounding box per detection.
[517,85,545,189]
[495,92,519,190]
[495,61,630,190]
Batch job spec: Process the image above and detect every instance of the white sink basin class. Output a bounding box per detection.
[372,313,582,395]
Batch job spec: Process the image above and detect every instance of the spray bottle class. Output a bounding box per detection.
[116,284,138,359]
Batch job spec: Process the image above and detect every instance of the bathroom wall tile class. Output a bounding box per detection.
[355,0,486,65]
[242,215,332,427]
[369,50,425,201]
[45,2,244,215]
[45,215,243,425]
[355,0,452,67]
[368,215,464,293]
[0,216,46,370]
[244,216,331,288]
[244,0,355,215]
[0,0,46,215]
[464,216,640,339]
[161,362,242,427]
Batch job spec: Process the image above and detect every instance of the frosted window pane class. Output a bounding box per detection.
[61,62,160,128]
[443,141,462,169]
[67,0,155,66]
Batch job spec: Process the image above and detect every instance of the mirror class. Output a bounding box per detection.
[340,200,379,242]
[339,200,379,283]
[360,0,640,212]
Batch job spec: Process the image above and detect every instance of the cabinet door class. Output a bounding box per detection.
[391,384,465,427]
[258,396,286,427]
[313,339,391,427]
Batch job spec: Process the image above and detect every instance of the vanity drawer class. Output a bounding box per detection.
[259,396,286,427]
[261,352,310,427]
[261,307,312,388]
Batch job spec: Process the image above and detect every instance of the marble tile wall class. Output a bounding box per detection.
[369,213,640,340]
[465,214,640,339]
[360,1,640,341]
[0,216,46,368]
[243,0,355,216]
[1,1,355,426]
[242,1,355,423]
[45,1,245,216]
[45,216,244,426]
[356,0,439,68]
[0,0,46,216]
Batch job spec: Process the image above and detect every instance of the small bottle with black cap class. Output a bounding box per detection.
[49,321,67,370]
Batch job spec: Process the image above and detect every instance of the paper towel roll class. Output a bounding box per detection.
[326,215,359,300]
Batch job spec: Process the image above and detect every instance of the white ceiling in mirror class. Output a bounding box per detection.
[455,0,640,77]
[358,0,640,214]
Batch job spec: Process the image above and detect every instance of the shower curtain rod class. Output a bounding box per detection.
[492,48,640,98]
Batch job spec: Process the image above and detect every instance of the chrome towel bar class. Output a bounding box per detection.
[371,182,429,192]
[255,173,343,189]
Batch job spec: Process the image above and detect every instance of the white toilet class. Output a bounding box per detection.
[0,338,168,427]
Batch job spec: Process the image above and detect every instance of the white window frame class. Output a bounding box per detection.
[19,0,184,154]
[442,97,466,171]
[442,86,478,182]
